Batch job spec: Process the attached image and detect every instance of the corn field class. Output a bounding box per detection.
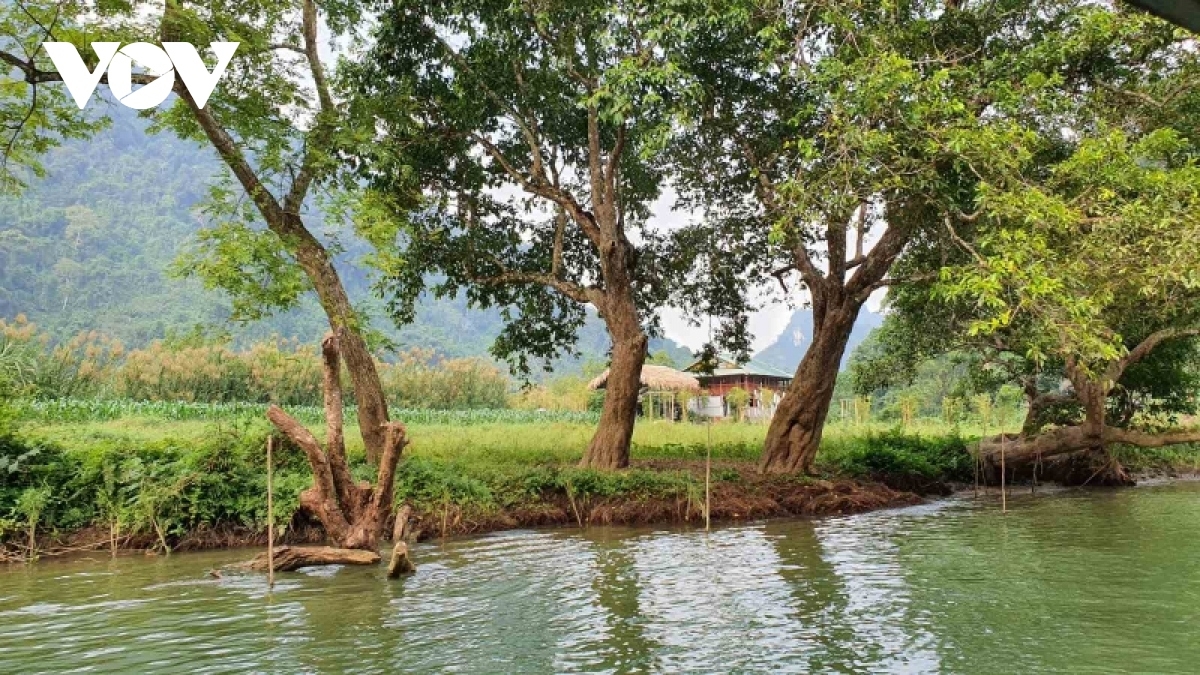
[12,398,601,426]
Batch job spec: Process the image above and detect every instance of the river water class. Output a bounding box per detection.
[2,482,1199,674]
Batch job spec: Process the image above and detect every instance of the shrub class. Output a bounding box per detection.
[819,429,973,488]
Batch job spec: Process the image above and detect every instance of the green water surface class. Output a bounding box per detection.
[2,482,1199,673]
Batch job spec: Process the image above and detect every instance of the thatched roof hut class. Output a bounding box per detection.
[587,364,701,392]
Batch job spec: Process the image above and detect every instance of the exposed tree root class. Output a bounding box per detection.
[978,425,1200,487]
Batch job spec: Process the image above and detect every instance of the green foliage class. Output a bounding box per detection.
[879,7,1200,435]
[355,0,720,375]
[173,220,308,322]
[0,417,309,549]
[0,1,110,191]
[820,430,974,486]
[937,129,1200,375]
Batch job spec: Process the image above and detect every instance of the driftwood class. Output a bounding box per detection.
[387,505,416,578]
[245,545,380,573]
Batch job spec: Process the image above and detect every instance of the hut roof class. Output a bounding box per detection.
[587,364,702,392]
[684,353,793,379]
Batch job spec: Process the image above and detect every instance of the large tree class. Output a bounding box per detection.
[672,0,1184,474]
[671,0,1013,472]
[938,128,1200,483]
[870,5,1200,484]
[2,0,407,547]
[352,0,716,469]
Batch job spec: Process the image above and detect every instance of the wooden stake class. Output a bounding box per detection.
[977,409,986,501]
[705,414,712,532]
[387,505,416,578]
[1000,433,1007,514]
[267,435,275,589]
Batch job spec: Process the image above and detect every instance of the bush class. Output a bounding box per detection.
[819,429,973,490]
[0,416,313,551]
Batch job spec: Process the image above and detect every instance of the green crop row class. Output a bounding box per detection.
[11,398,601,426]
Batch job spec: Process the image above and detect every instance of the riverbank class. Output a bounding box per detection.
[16,465,924,561]
[4,406,1198,562]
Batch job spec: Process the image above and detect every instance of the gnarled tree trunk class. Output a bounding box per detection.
[267,333,408,551]
[759,299,859,474]
[983,329,1200,484]
[980,426,1200,472]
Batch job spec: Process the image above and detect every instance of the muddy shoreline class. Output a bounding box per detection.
[12,466,1197,565]
[5,469,923,563]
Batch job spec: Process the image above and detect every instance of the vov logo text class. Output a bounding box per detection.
[41,42,239,110]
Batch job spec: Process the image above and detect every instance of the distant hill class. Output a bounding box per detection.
[754,308,885,373]
[0,108,690,375]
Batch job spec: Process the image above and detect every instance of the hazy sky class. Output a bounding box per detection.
[645,191,886,354]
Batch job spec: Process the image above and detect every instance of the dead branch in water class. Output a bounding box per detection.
[243,545,381,573]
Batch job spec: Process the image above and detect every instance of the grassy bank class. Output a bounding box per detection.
[4,402,1197,561]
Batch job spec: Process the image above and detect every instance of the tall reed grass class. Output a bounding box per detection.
[1,316,510,410]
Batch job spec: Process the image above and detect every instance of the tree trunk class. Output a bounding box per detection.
[175,78,392,467]
[582,303,648,470]
[291,228,391,465]
[979,425,1200,482]
[759,301,858,474]
[267,334,408,551]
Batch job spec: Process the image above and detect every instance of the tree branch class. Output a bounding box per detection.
[942,213,985,264]
[469,268,593,305]
[605,122,626,199]
[854,271,937,301]
[428,28,550,185]
[551,208,568,277]
[266,404,351,535]
[847,219,911,297]
[177,86,290,229]
[284,0,335,214]
[470,132,603,243]
[1109,327,1200,382]
[0,49,156,85]
[320,332,357,509]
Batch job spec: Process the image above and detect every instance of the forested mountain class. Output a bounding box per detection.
[754,308,885,373]
[0,109,690,371]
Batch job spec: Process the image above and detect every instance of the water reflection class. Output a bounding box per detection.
[583,533,655,672]
[2,483,1200,673]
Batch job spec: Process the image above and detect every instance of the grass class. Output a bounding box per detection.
[1112,443,1200,474]
[8,401,1199,555]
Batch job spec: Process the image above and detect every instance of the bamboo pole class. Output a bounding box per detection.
[705,411,712,532]
[267,435,275,588]
[1000,433,1007,514]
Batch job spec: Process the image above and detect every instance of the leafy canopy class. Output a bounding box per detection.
[352,0,713,374]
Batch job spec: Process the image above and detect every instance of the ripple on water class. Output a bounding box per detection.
[2,483,1200,673]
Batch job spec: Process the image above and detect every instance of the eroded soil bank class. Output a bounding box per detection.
[6,462,923,562]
